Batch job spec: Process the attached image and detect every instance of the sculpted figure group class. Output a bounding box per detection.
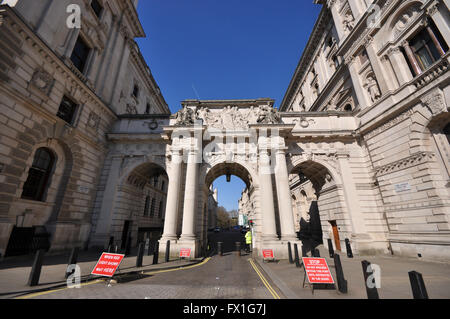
[175,104,281,128]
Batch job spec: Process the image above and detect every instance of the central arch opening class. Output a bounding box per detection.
[202,162,255,255]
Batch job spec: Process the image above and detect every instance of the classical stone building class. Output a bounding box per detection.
[0,0,172,256]
[0,0,449,261]
[279,0,450,259]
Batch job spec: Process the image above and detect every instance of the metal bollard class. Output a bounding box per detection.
[218,242,223,256]
[153,242,159,265]
[361,260,379,299]
[301,245,307,257]
[288,242,294,264]
[333,253,348,293]
[294,244,301,267]
[65,247,79,279]
[327,239,334,258]
[125,236,132,256]
[165,240,170,262]
[28,249,45,287]
[144,238,150,256]
[408,271,428,299]
[136,242,144,268]
[108,236,114,252]
[235,242,241,256]
[345,238,353,258]
[312,248,320,257]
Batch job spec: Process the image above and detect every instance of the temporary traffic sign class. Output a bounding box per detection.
[179,248,191,258]
[262,249,274,259]
[302,257,334,284]
[91,253,125,277]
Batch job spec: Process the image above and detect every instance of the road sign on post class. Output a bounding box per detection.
[91,253,125,277]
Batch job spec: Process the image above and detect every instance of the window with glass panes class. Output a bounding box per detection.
[57,96,77,124]
[21,148,55,201]
[410,28,441,71]
[70,36,91,73]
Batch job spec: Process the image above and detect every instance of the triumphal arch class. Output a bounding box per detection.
[92,98,375,259]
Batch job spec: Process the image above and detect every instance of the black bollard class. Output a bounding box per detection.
[333,253,348,293]
[293,244,301,267]
[345,238,353,258]
[65,247,79,279]
[361,260,379,299]
[327,239,334,258]
[301,245,307,257]
[28,249,45,287]
[218,242,223,256]
[136,242,144,267]
[144,238,150,256]
[153,242,159,265]
[108,236,114,252]
[165,240,170,262]
[312,248,320,257]
[408,271,428,299]
[235,242,241,256]
[125,236,132,256]
[288,242,294,264]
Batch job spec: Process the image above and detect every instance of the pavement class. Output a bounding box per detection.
[1,232,449,299]
[0,247,203,299]
[253,245,450,299]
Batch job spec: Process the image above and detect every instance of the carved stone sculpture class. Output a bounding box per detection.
[175,106,196,125]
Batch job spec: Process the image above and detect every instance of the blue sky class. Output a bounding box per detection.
[136,0,321,210]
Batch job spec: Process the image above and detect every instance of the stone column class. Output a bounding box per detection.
[365,39,390,95]
[274,149,297,241]
[402,41,422,76]
[259,149,278,240]
[387,46,414,84]
[347,57,369,109]
[427,2,450,47]
[179,150,198,241]
[160,150,182,241]
[426,24,446,57]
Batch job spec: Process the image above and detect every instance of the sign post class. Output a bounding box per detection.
[91,252,125,281]
[302,257,335,294]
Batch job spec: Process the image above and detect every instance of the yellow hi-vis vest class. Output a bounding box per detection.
[245,231,252,244]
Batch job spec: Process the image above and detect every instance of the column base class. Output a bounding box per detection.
[159,237,200,259]
[259,239,303,260]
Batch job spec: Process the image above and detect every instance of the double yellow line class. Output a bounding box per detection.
[248,258,281,299]
[15,257,212,299]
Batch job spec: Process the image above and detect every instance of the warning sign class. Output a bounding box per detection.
[262,249,274,259]
[91,253,124,277]
[302,257,334,284]
[179,248,191,258]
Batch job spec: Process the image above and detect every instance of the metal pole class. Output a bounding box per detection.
[152,241,159,265]
[235,242,241,256]
[218,242,223,256]
[294,243,300,268]
[361,260,379,299]
[312,248,320,257]
[333,253,348,293]
[136,242,144,267]
[65,247,79,279]
[345,238,353,258]
[327,238,334,258]
[288,242,294,264]
[165,240,170,262]
[28,249,45,287]
[408,271,428,299]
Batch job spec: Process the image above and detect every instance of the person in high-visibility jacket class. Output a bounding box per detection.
[245,229,252,253]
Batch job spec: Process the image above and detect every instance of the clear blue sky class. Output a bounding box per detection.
[136,0,321,210]
[136,0,321,113]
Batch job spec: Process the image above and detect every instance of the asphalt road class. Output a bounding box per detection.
[24,230,281,299]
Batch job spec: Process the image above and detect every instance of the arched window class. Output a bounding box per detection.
[344,104,353,112]
[21,148,55,201]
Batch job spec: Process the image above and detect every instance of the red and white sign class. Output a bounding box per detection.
[91,253,125,277]
[262,249,274,259]
[302,257,334,284]
[179,248,191,258]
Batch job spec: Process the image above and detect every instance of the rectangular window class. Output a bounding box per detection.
[57,96,78,124]
[410,29,441,71]
[70,36,91,73]
[150,198,156,217]
[144,196,150,216]
[158,201,163,218]
[91,0,103,18]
